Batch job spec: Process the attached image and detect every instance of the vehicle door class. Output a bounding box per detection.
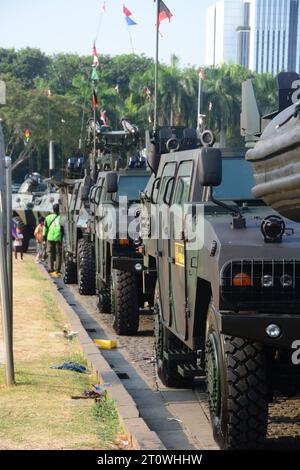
[169,160,194,340]
[68,183,79,253]
[93,177,105,284]
[156,161,177,326]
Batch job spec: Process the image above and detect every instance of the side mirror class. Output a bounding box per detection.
[145,130,160,175]
[198,148,222,187]
[105,172,118,194]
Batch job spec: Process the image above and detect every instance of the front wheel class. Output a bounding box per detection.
[205,305,268,450]
[97,281,111,314]
[77,239,96,295]
[62,250,77,284]
[111,269,139,335]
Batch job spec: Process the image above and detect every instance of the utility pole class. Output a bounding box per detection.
[0,101,15,386]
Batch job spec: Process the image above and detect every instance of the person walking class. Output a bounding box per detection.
[34,216,45,263]
[13,226,24,261]
[43,204,63,276]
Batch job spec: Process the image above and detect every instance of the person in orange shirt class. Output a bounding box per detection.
[34,217,46,263]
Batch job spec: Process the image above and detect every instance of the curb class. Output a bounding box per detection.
[39,265,166,451]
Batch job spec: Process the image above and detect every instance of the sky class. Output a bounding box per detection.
[0,0,215,67]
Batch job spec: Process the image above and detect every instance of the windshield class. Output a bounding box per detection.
[213,158,255,200]
[117,175,149,201]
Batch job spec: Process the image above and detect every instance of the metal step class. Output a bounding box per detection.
[163,349,198,364]
[177,363,205,378]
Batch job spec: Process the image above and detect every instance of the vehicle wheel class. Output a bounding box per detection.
[77,239,96,295]
[154,288,193,388]
[111,269,139,335]
[205,304,268,450]
[97,282,111,314]
[62,252,77,284]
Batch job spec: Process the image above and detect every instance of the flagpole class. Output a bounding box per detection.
[197,72,202,132]
[154,0,160,131]
[93,100,96,177]
[126,24,135,54]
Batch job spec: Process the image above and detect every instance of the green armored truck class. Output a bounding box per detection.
[140,111,300,449]
[89,166,149,335]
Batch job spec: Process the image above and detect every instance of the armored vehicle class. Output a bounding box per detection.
[243,72,300,222]
[90,165,150,335]
[139,119,300,450]
[60,174,95,295]
[12,172,59,251]
[60,119,150,333]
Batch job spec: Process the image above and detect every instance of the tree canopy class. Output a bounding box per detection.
[0,47,277,181]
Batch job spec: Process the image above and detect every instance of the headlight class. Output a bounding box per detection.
[280,274,293,288]
[134,263,143,272]
[261,275,273,288]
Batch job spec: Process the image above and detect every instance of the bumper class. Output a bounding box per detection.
[112,256,143,273]
[216,311,300,349]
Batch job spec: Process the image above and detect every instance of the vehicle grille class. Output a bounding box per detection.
[221,259,300,303]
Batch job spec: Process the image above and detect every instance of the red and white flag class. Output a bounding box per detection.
[92,41,99,68]
[199,69,204,81]
[101,110,107,126]
[101,1,107,13]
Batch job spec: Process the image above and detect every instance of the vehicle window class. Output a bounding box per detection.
[173,161,193,205]
[158,163,176,204]
[213,158,255,200]
[117,176,149,201]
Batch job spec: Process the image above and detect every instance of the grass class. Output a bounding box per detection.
[0,256,124,450]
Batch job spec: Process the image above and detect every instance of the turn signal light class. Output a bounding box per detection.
[118,238,129,246]
[233,272,253,287]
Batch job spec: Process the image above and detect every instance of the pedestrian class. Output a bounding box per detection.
[13,226,24,261]
[43,204,63,276]
[34,216,45,263]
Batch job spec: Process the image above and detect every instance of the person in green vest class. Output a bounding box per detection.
[43,203,63,276]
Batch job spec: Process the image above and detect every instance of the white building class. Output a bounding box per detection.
[205,0,300,75]
[205,0,244,66]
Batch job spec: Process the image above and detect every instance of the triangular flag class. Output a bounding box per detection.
[158,0,173,28]
[101,111,107,126]
[91,68,99,81]
[92,41,99,68]
[123,5,132,17]
[92,89,98,109]
[125,16,137,26]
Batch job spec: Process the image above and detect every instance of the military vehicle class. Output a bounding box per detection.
[85,118,150,334]
[12,172,59,251]
[138,80,300,449]
[61,119,150,337]
[243,72,300,222]
[90,166,149,335]
[60,173,95,296]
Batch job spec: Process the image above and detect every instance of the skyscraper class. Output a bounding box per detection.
[249,0,300,75]
[205,0,244,66]
[205,0,300,75]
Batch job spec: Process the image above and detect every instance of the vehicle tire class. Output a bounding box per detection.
[154,287,194,388]
[77,239,96,295]
[111,269,139,335]
[205,304,268,450]
[97,282,111,314]
[62,252,77,284]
